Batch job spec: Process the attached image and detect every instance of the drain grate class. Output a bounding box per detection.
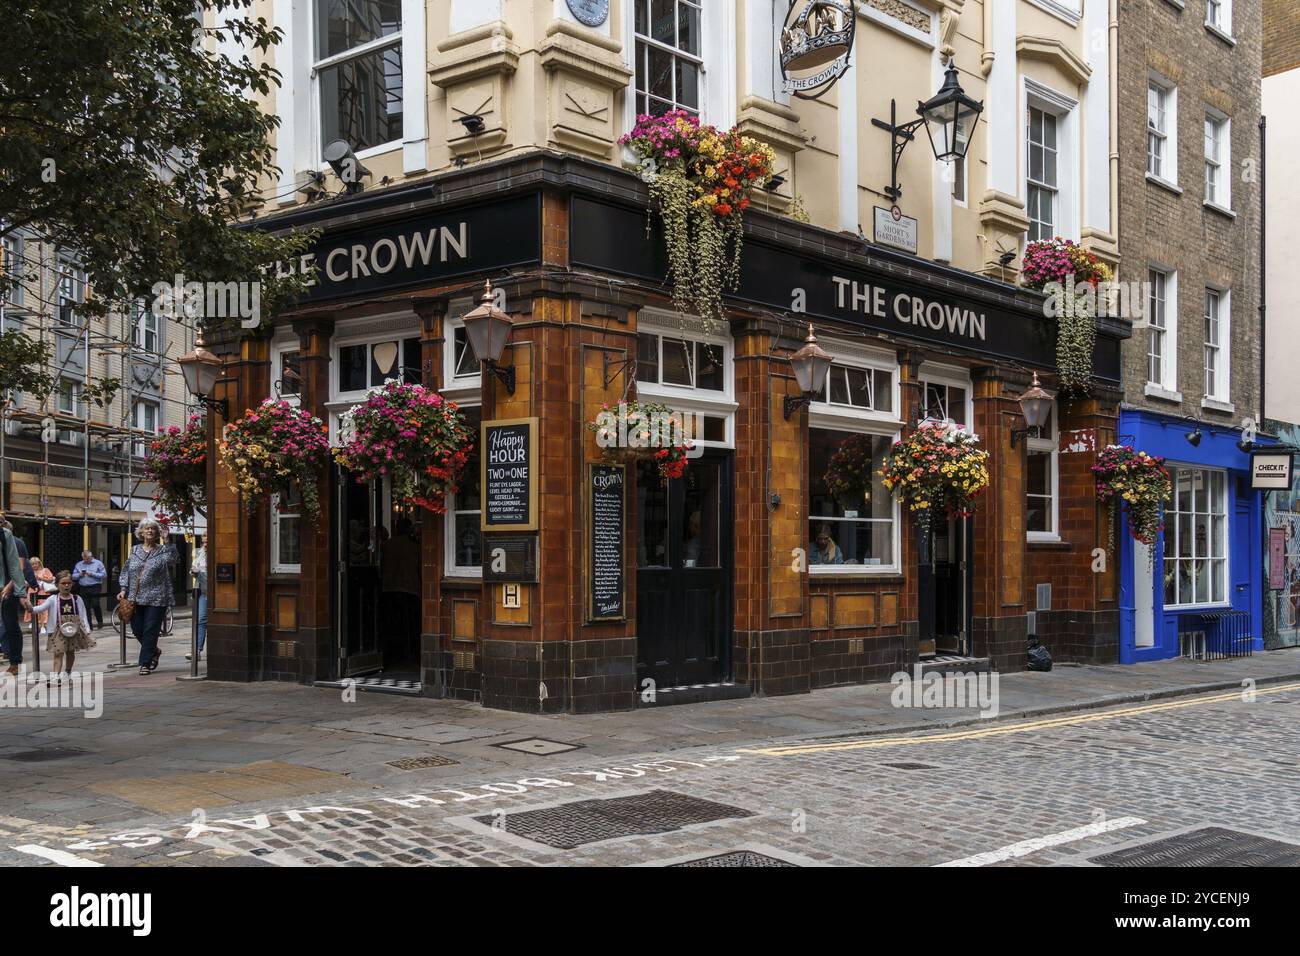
[2,747,87,762]
[1092,827,1300,867]
[387,754,458,770]
[884,762,938,770]
[672,851,796,867]
[476,789,752,849]
[493,738,581,756]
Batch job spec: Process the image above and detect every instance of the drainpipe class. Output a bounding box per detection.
[1259,115,1267,423]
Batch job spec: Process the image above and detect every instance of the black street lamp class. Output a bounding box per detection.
[462,280,516,395]
[784,323,834,420]
[872,63,984,201]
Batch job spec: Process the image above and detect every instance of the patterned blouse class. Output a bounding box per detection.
[118,542,177,607]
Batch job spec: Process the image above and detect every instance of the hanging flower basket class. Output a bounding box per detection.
[823,433,880,507]
[1092,444,1172,550]
[620,111,774,328]
[333,380,473,514]
[218,399,331,520]
[587,400,693,483]
[878,420,990,536]
[144,413,207,525]
[1021,238,1113,398]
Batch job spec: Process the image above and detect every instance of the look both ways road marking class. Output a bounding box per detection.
[736,682,1300,758]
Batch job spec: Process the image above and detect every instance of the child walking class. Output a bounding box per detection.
[32,572,95,681]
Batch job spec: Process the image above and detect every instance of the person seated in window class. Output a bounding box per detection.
[810,524,844,565]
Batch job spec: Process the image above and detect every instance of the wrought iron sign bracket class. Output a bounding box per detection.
[485,360,516,396]
[602,353,636,388]
[784,393,813,420]
[872,99,925,202]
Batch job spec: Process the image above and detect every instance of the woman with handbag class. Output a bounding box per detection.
[32,571,95,682]
[116,518,177,675]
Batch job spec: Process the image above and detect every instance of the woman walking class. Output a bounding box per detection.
[24,556,56,626]
[32,572,94,682]
[116,519,177,675]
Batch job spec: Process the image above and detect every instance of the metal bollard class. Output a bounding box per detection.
[30,610,39,675]
[106,604,132,670]
[177,586,205,683]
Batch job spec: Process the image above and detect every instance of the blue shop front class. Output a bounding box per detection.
[1117,409,1272,663]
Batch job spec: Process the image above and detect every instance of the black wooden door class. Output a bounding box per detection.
[636,453,731,688]
[932,515,971,654]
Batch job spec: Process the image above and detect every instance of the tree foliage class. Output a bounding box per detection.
[0,0,313,329]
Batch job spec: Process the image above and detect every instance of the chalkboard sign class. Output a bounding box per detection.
[481,417,538,532]
[588,463,625,621]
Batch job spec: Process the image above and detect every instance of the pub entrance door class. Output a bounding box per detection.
[918,515,972,656]
[333,469,423,679]
[635,452,732,688]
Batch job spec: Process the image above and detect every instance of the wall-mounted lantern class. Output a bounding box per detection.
[784,323,834,420]
[462,280,516,395]
[1010,372,1054,448]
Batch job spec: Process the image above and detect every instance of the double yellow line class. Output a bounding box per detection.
[738,681,1300,757]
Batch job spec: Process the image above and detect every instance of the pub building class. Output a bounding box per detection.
[200,0,1137,712]
[202,152,1130,712]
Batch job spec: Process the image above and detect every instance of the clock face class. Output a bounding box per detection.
[566,0,609,28]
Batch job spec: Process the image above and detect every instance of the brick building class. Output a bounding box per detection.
[204,0,1134,711]
[1114,0,1269,661]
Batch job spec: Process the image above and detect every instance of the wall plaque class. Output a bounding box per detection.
[482,533,539,583]
[482,417,539,532]
[588,463,626,621]
[566,0,610,27]
[216,563,236,583]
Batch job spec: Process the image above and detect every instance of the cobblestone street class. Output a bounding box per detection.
[3,627,1298,868]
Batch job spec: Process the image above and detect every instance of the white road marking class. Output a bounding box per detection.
[933,816,1147,867]
[12,844,105,867]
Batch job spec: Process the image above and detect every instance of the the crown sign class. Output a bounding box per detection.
[780,1,854,72]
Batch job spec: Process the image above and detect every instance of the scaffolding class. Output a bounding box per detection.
[0,236,205,575]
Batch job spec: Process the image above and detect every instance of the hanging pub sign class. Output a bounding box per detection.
[1251,450,1294,490]
[587,463,626,621]
[481,417,539,532]
[780,0,858,99]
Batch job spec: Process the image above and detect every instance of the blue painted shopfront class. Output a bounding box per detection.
[1117,409,1271,663]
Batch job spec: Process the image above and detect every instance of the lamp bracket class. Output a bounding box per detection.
[196,395,228,418]
[1010,425,1041,449]
[871,99,926,202]
[784,393,812,420]
[486,360,516,396]
[602,353,636,388]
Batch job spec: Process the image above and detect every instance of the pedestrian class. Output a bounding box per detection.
[73,549,107,629]
[187,535,207,662]
[116,518,177,675]
[32,571,94,684]
[25,556,56,627]
[0,514,33,676]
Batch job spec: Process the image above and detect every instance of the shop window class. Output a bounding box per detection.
[633,0,703,117]
[921,380,969,428]
[635,332,726,393]
[815,363,894,415]
[1163,467,1227,607]
[1026,404,1058,539]
[271,489,302,573]
[807,428,897,571]
[446,405,482,576]
[314,0,403,156]
[1147,74,1178,186]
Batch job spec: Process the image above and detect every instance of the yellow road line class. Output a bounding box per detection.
[738,681,1300,757]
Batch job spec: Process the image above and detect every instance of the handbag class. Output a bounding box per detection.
[116,546,155,624]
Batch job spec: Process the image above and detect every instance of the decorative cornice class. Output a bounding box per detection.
[429,22,519,88]
[538,24,633,89]
[1016,35,1092,87]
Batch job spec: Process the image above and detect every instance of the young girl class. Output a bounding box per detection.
[32,571,95,681]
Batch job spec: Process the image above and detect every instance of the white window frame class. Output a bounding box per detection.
[1163,465,1229,610]
[1204,109,1232,212]
[1203,286,1231,403]
[1147,73,1179,189]
[444,401,482,578]
[56,256,86,324]
[442,298,483,404]
[1205,0,1233,38]
[1,232,23,306]
[56,377,83,417]
[631,0,704,117]
[271,336,303,405]
[807,421,903,577]
[634,310,737,451]
[1145,265,1179,393]
[132,398,159,457]
[810,339,901,430]
[1022,78,1078,243]
[133,300,159,354]
[270,493,303,573]
[1026,402,1059,542]
[950,154,968,207]
[326,315,422,442]
[918,363,975,431]
[310,0,406,164]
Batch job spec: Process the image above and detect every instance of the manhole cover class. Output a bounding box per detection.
[672,851,796,867]
[494,738,581,756]
[2,747,87,762]
[884,762,938,770]
[1092,827,1300,867]
[388,754,458,770]
[477,790,752,849]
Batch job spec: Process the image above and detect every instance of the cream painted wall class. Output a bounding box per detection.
[1264,67,1300,425]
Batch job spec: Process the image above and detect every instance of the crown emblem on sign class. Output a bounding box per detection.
[780,1,855,73]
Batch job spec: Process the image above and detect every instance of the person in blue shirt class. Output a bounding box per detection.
[73,549,108,630]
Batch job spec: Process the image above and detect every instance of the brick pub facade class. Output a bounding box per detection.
[204,153,1130,713]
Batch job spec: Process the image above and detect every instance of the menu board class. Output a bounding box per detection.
[588,463,625,620]
[481,417,538,531]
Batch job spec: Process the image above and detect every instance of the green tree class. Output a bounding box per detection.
[0,0,313,329]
